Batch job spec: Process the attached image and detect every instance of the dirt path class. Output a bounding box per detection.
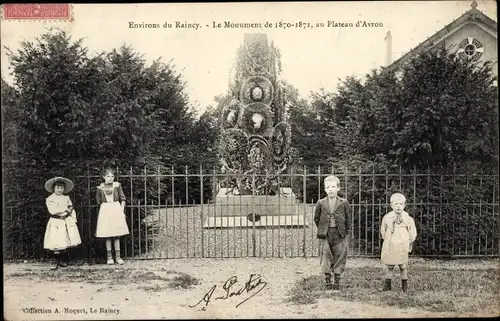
[4,258,493,320]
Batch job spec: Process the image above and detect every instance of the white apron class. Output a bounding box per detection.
[380,211,417,265]
[95,193,129,238]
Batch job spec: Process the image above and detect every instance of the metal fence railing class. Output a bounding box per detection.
[3,166,499,261]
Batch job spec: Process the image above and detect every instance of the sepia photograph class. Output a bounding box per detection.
[2,1,498,319]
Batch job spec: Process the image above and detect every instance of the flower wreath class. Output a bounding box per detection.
[246,137,272,171]
[271,122,292,162]
[241,102,273,137]
[240,75,274,105]
[218,128,248,168]
[222,99,243,129]
[247,135,271,155]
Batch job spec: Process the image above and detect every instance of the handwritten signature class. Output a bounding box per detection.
[189,274,268,309]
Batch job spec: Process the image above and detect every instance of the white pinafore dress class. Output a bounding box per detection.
[43,194,82,251]
[380,211,417,265]
[95,183,129,238]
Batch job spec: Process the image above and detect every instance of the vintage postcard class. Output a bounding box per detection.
[2,1,498,320]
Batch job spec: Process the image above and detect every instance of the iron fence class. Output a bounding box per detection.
[3,166,499,261]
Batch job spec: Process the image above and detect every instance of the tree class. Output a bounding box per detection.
[309,88,339,162]
[287,90,329,166]
[6,29,196,179]
[324,47,498,171]
[326,76,368,160]
[4,30,198,258]
[393,48,498,169]
[343,70,401,159]
[2,78,21,206]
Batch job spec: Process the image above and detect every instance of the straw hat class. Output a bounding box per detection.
[44,176,74,194]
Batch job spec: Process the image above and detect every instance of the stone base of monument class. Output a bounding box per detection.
[203,187,309,228]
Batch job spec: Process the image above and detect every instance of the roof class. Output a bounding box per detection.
[384,2,497,73]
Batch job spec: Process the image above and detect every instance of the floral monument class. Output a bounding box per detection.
[205,33,306,228]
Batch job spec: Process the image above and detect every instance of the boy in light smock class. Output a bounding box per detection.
[380,193,417,292]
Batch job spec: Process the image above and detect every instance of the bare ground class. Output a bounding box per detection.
[5,257,498,320]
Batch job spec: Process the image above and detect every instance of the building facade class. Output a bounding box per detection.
[384,1,497,77]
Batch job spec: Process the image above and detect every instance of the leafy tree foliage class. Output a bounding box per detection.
[3,30,214,259]
[323,47,498,171]
[393,49,498,169]
[5,30,199,197]
[2,78,21,205]
[286,89,327,166]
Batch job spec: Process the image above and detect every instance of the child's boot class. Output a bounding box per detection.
[402,279,408,292]
[333,274,341,291]
[65,251,72,266]
[106,250,114,265]
[58,251,68,267]
[324,273,333,291]
[115,250,124,265]
[51,252,61,270]
[382,279,392,291]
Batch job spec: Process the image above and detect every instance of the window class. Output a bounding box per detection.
[457,37,484,61]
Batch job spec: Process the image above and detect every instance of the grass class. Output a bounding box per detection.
[137,273,200,292]
[286,264,499,315]
[6,267,199,291]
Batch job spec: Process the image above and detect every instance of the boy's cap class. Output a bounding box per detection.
[45,176,74,194]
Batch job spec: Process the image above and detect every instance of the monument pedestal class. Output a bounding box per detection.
[203,187,309,228]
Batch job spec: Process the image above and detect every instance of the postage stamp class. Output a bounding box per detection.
[1,4,72,21]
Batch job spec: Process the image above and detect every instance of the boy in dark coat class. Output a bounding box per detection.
[314,175,352,291]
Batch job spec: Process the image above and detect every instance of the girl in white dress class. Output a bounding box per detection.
[95,168,129,265]
[380,193,417,292]
[44,176,82,269]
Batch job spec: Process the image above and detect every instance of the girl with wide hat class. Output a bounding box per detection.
[43,176,82,269]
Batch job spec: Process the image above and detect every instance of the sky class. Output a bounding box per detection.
[1,1,497,115]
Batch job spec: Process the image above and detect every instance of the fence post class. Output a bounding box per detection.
[144,166,148,256]
[251,173,256,258]
[494,181,499,258]
[302,165,307,257]
[345,165,352,254]
[9,207,13,259]
[87,165,92,265]
[317,165,321,257]
[479,176,483,255]
[200,164,205,258]
[358,166,362,256]
[22,206,27,259]
[427,167,432,254]
[413,166,418,254]
[171,166,175,257]
[399,165,402,191]
[371,165,375,256]
[157,165,161,258]
[130,166,134,258]
[185,166,189,258]
[413,166,417,214]
[439,172,443,254]
[279,165,283,258]
[212,165,217,258]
